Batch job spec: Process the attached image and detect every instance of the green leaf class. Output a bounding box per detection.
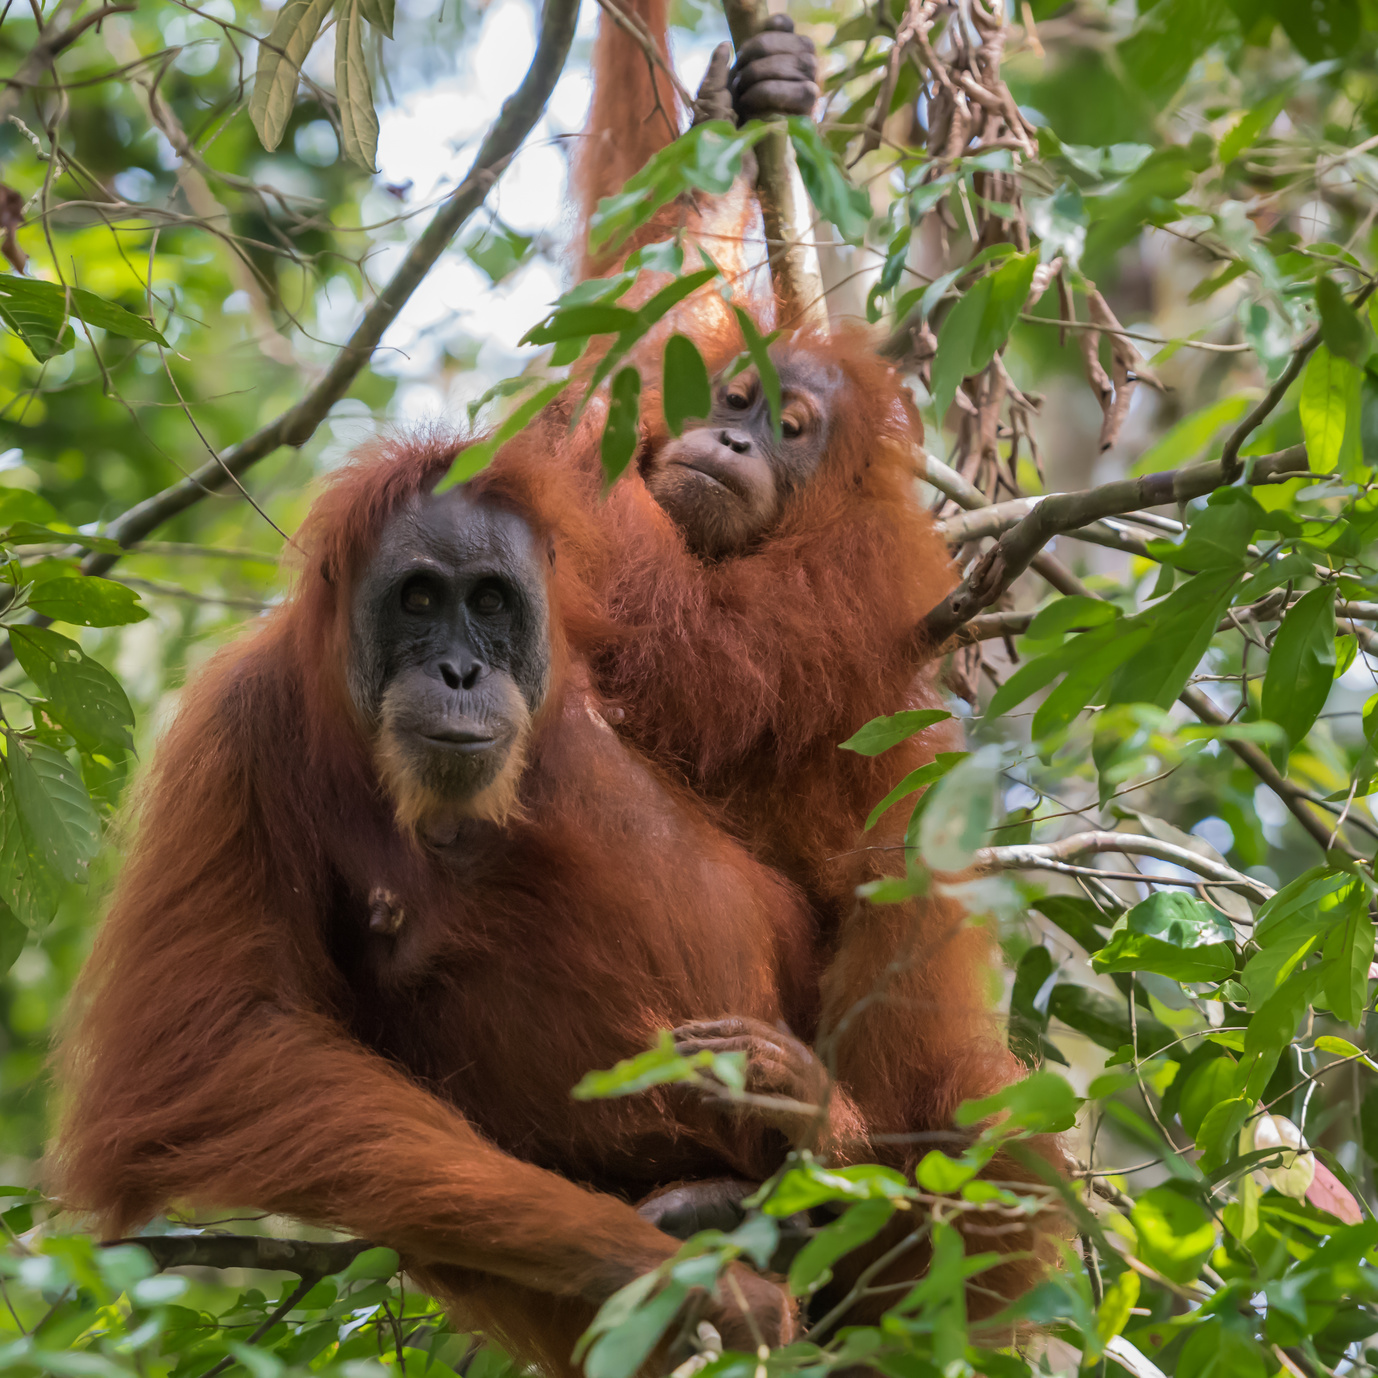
[524,305,637,347]
[970,251,1038,375]
[600,366,642,488]
[1026,595,1120,639]
[1177,1055,1238,1140]
[731,306,780,436]
[1321,886,1373,1026]
[1218,91,1289,166]
[464,225,533,286]
[335,0,379,171]
[918,747,998,872]
[1026,183,1087,267]
[250,0,333,152]
[357,0,394,38]
[1145,489,1258,571]
[1032,894,1110,956]
[26,577,147,628]
[1095,1269,1140,1345]
[1196,1094,1251,1172]
[787,1198,894,1295]
[0,276,166,361]
[1102,570,1239,713]
[929,273,991,422]
[1131,1185,1217,1284]
[1129,393,1255,475]
[336,1246,399,1282]
[10,626,135,752]
[1315,275,1371,363]
[863,751,966,831]
[761,1160,913,1215]
[1261,584,1335,763]
[587,122,767,255]
[839,708,950,756]
[916,1150,979,1193]
[1009,943,1060,1068]
[661,333,711,437]
[1299,345,1361,474]
[0,732,99,927]
[955,1069,1082,1136]
[1118,0,1234,102]
[1092,891,1236,983]
[1047,983,1173,1055]
[436,381,567,490]
[571,1031,744,1101]
[0,897,24,976]
[788,118,873,244]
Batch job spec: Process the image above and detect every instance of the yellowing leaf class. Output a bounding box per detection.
[250,0,333,153]
[335,0,379,171]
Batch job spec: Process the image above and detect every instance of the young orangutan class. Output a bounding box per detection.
[530,1,1066,1318]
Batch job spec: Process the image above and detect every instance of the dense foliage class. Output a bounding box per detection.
[3,0,1378,1375]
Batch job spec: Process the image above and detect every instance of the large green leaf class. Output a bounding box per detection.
[955,1069,1082,1135]
[1047,983,1173,1055]
[9,625,135,752]
[929,273,990,422]
[1320,886,1374,1026]
[1299,345,1361,474]
[839,708,950,756]
[335,0,380,171]
[661,333,711,437]
[0,275,166,361]
[26,576,147,627]
[1092,892,1237,983]
[249,0,333,152]
[1260,584,1336,764]
[1131,1186,1218,1285]
[0,733,99,927]
[1315,276,1371,363]
[1118,0,1235,101]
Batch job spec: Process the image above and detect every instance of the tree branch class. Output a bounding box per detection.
[105,1233,373,1276]
[920,446,1311,645]
[935,446,1309,547]
[975,830,1274,900]
[721,0,828,331]
[0,0,130,121]
[76,0,579,578]
[1179,685,1357,857]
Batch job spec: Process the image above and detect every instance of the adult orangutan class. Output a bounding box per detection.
[543,0,1064,1312]
[52,435,819,1374]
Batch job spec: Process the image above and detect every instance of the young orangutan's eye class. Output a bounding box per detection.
[781,415,802,439]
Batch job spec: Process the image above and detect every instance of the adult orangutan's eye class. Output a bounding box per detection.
[469,582,506,616]
[401,579,438,613]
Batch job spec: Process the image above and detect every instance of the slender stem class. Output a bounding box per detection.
[87,0,579,571]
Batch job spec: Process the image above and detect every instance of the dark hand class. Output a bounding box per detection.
[672,1016,864,1153]
[638,1178,754,1240]
[691,18,818,128]
[733,16,819,122]
[702,1262,799,1353]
